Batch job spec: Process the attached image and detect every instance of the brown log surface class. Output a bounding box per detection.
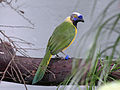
[0,42,73,85]
[0,42,120,86]
[0,54,73,85]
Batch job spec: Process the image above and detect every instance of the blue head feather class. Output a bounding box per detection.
[78,15,83,19]
[74,18,77,21]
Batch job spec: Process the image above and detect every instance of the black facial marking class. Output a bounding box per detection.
[70,14,79,28]
[73,21,78,28]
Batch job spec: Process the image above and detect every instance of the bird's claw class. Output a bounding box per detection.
[65,55,69,60]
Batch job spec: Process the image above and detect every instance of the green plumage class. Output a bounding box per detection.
[48,22,75,54]
[32,21,76,84]
[32,48,51,84]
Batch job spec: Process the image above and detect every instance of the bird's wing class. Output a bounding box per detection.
[47,21,76,55]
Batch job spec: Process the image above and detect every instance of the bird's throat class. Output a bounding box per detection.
[73,21,78,28]
[65,17,78,28]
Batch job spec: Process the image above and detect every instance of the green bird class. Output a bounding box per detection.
[32,12,84,84]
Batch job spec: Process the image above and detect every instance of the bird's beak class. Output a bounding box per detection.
[78,18,84,22]
[80,19,84,22]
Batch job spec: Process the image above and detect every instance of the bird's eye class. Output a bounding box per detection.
[74,15,77,18]
[78,15,83,19]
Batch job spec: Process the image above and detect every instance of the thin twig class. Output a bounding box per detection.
[0,31,30,57]
[9,36,34,46]
[5,1,34,27]
[0,72,4,74]
[47,69,56,79]
[7,71,17,82]
[16,48,44,51]
[0,25,34,29]
[11,65,22,83]
[16,61,32,75]
[0,54,16,82]
[0,30,17,51]
[13,61,28,90]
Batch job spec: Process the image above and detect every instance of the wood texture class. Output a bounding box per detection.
[0,42,120,86]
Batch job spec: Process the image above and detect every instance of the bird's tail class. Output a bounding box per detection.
[32,48,52,84]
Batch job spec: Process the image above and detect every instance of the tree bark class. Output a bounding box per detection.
[0,53,74,85]
[0,42,120,86]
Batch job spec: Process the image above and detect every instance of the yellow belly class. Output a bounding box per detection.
[62,26,77,51]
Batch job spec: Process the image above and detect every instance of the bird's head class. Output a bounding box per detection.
[66,12,84,27]
[71,12,84,22]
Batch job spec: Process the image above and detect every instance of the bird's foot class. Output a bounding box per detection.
[61,51,70,60]
[65,55,70,60]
